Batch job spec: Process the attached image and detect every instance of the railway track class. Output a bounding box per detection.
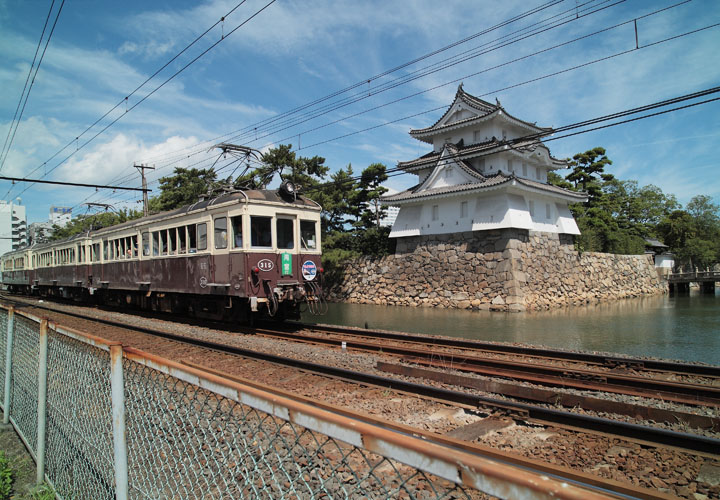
[278,321,720,379]
[251,323,720,408]
[4,296,720,498]
[4,296,718,456]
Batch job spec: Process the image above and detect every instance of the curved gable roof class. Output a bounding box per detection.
[409,84,552,143]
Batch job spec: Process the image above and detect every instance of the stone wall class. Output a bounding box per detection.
[327,229,666,312]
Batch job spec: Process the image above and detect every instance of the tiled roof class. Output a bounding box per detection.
[398,138,566,171]
[410,84,552,137]
[381,172,510,203]
[381,171,587,204]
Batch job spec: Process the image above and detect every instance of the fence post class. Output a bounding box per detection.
[36,319,49,484]
[110,344,128,500]
[3,307,15,424]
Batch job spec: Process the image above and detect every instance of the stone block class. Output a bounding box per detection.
[491,295,505,305]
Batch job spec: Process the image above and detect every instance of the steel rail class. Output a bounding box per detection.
[253,327,720,407]
[0,303,618,500]
[285,321,720,377]
[5,299,718,456]
[376,360,720,431]
[186,360,675,500]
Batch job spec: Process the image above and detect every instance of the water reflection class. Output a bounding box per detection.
[303,291,720,365]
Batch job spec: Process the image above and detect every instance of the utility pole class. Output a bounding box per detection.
[134,163,154,216]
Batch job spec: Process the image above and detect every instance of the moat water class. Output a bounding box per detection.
[303,290,720,365]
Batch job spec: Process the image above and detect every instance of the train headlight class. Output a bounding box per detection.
[279,180,296,200]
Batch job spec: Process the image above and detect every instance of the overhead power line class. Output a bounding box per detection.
[0,0,66,172]
[136,0,617,168]
[7,0,277,201]
[83,9,719,210]
[0,175,150,192]
[99,85,720,209]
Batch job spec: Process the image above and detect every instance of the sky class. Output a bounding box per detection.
[0,0,719,225]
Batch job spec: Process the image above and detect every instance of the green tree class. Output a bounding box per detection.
[50,209,142,241]
[235,144,328,192]
[309,164,359,233]
[658,196,720,270]
[357,163,389,229]
[565,147,614,200]
[148,167,220,212]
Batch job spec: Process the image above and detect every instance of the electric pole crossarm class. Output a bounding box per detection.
[134,163,155,217]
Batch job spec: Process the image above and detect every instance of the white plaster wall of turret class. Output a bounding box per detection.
[390,188,580,238]
[430,117,527,152]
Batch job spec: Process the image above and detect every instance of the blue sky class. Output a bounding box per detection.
[1,0,719,224]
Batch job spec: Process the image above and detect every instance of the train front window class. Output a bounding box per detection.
[300,220,317,250]
[277,218,294,249]
[231,216,243,249]
[214,217,228,250]
[251,216,272,248]
[197,223,207,251]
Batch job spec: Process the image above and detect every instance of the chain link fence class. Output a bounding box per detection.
[0,304,603,500]
[10,314,40,453]
[123,360,470,499]
[45,329,115,500]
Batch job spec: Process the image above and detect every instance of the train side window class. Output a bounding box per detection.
[251,216,272,248]
[152,232,160,256]
[214,217,228,250]
[160,230,168,255]
[131,235,138,257]
[168,229,177,255]
[188,224,197,253]
[178,227,187,254]
[276,218,294,249]
[300,220,317,250]
[231,216,243,249]
[197,223,207,251]
[93,243,101,262]
[142,233,150,256]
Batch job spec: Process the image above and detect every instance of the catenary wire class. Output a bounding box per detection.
[0,0,57,169]
[6,0,277,201]
[0,0,66,172]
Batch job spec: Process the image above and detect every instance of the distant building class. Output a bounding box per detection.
[0,199,27,254]
[381,84,587,239]
[645,238,674,274]
[50,206,72,226]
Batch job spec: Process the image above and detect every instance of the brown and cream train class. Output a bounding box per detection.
[1,187,325,321]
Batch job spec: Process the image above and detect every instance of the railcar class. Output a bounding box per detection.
[1,186,325,321]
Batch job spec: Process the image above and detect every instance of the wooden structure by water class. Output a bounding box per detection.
[667,271,720,293]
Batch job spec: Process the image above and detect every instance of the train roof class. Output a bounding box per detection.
[2,189,321,258]
[93,189,320,236]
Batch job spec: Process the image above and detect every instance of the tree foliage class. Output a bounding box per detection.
[148,167,221,213]
[50,209,142,241]
[551,147,718,268]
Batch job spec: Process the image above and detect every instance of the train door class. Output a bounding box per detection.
[228,215,246,294]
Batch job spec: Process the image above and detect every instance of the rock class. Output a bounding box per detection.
[491,295,505,305]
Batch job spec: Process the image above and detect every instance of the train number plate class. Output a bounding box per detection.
[257,259,274,272]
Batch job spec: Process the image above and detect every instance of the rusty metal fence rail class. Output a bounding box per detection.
[0,304,614,500]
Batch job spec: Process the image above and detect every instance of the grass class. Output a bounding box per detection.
[0,451,55,500]
[0,451,14,500]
